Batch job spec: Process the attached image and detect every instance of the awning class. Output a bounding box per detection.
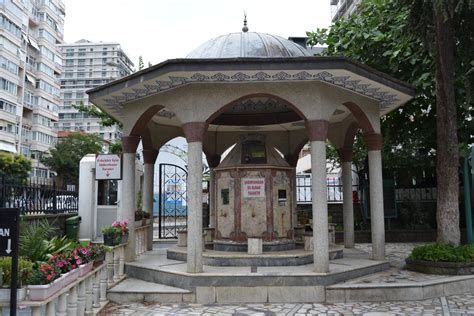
[25,74,36,85]
[0,141,17,154]
[28,36,40,50]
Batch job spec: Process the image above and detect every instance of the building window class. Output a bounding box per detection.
[242,139,267,164]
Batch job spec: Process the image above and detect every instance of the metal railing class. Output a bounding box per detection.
[0,174,78,215]
[296,175,359,204]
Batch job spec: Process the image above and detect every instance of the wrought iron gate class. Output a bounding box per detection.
[158,163,187,239]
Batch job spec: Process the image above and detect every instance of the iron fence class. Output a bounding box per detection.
[296,175,359,204]
[296,174,437,205]
[0,175,78,215]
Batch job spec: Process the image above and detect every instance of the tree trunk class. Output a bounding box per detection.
[434,3,460,245]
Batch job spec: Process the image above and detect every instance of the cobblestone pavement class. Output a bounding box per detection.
[101,294,474,315]
[101,243,474,315]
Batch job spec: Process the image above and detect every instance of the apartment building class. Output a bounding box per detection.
[58,40,134,150]
[0,0,65,179]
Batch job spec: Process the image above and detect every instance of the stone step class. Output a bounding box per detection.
[107,278,195,304]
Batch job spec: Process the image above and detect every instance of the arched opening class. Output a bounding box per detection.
[207,93,307,126]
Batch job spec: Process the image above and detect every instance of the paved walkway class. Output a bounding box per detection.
[101,243,474,315]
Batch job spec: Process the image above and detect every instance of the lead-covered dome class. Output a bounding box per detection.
[186,32,311,58]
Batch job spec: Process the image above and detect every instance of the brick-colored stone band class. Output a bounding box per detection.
[122,135,140,153]
[182,122,208,143]
[305,120,329,142]
[143,149,158,164]
[364,133,382,151]
[338,147,353,162]
[207,154,221,168]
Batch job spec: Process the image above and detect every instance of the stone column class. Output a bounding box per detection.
[339,147,355,248]
[207,154,220,229]
[143,149,158,251]
[305,120,329,273]
[122,135,140,261]
[365,133,385,260]
[183,122,207,273]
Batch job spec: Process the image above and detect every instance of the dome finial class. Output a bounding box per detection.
[242,11,248,32]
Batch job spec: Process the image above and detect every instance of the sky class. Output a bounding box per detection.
[62,0,333,188]
[63,0,332,67]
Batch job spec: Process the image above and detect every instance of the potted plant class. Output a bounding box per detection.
[135,208,144,226]
[0,257,33,302]
[102,220,129,246]
[101,226,121,246]
[143,211,152,225]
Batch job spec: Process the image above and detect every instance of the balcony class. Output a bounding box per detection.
[22,118,33,128]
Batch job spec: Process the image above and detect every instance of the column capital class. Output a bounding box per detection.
[337,147,353,162]
[305,120,329,142]
[122,135,140,153]
[364,133,382,151]
[206,154,221,168]
[142,149,158,164]
[182,122,208,143]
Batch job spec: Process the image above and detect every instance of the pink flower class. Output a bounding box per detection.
[76,259,81,265]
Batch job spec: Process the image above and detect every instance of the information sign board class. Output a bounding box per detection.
[95,154,122,180]
[242,178,265,198]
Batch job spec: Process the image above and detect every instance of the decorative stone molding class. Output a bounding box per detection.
[142,149,158,164]
[364,133,382,151]
[182,122,208,143]
[305,120,329,142]
[122,135,140,153]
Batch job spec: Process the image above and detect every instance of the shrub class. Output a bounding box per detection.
[409,244,474,263]
[0,257,33,287]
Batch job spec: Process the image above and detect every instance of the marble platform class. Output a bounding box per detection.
[167,245,343,266]
[125,247,389,294]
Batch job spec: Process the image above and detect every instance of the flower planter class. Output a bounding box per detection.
[59,268,80,287]
[78,262,94,277]
[406,258,474,275]
[104,233,121,246]
[135,220,142,227]
[0,287,26,302]
[27,278,63,301]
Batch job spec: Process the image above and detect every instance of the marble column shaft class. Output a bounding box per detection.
[142,149,157,251]
[183,122,207,273]
[306,119,329,273]
[122,135,140,262]
[342,161,355,248]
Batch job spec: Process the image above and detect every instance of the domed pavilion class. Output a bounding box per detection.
[87,23,414,275]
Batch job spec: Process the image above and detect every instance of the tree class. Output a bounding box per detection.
[138,56,144,70]
[0,153,31,184]
[41,133,103,186]
[307,0,473,244]
[73,101,122,128]
[399,0,473,245]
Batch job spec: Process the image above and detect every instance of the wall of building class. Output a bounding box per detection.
[0,0,65,180]
[58,40,134,150]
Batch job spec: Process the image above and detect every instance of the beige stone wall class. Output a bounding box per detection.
[272,171,292,238]
[216,171,234,238]
[241,170,267,238]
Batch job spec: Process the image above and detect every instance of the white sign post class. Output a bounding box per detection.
[242,178,265,198]
[95,154,122,180]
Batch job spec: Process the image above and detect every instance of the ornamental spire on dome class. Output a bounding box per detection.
[242,12,248,32]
